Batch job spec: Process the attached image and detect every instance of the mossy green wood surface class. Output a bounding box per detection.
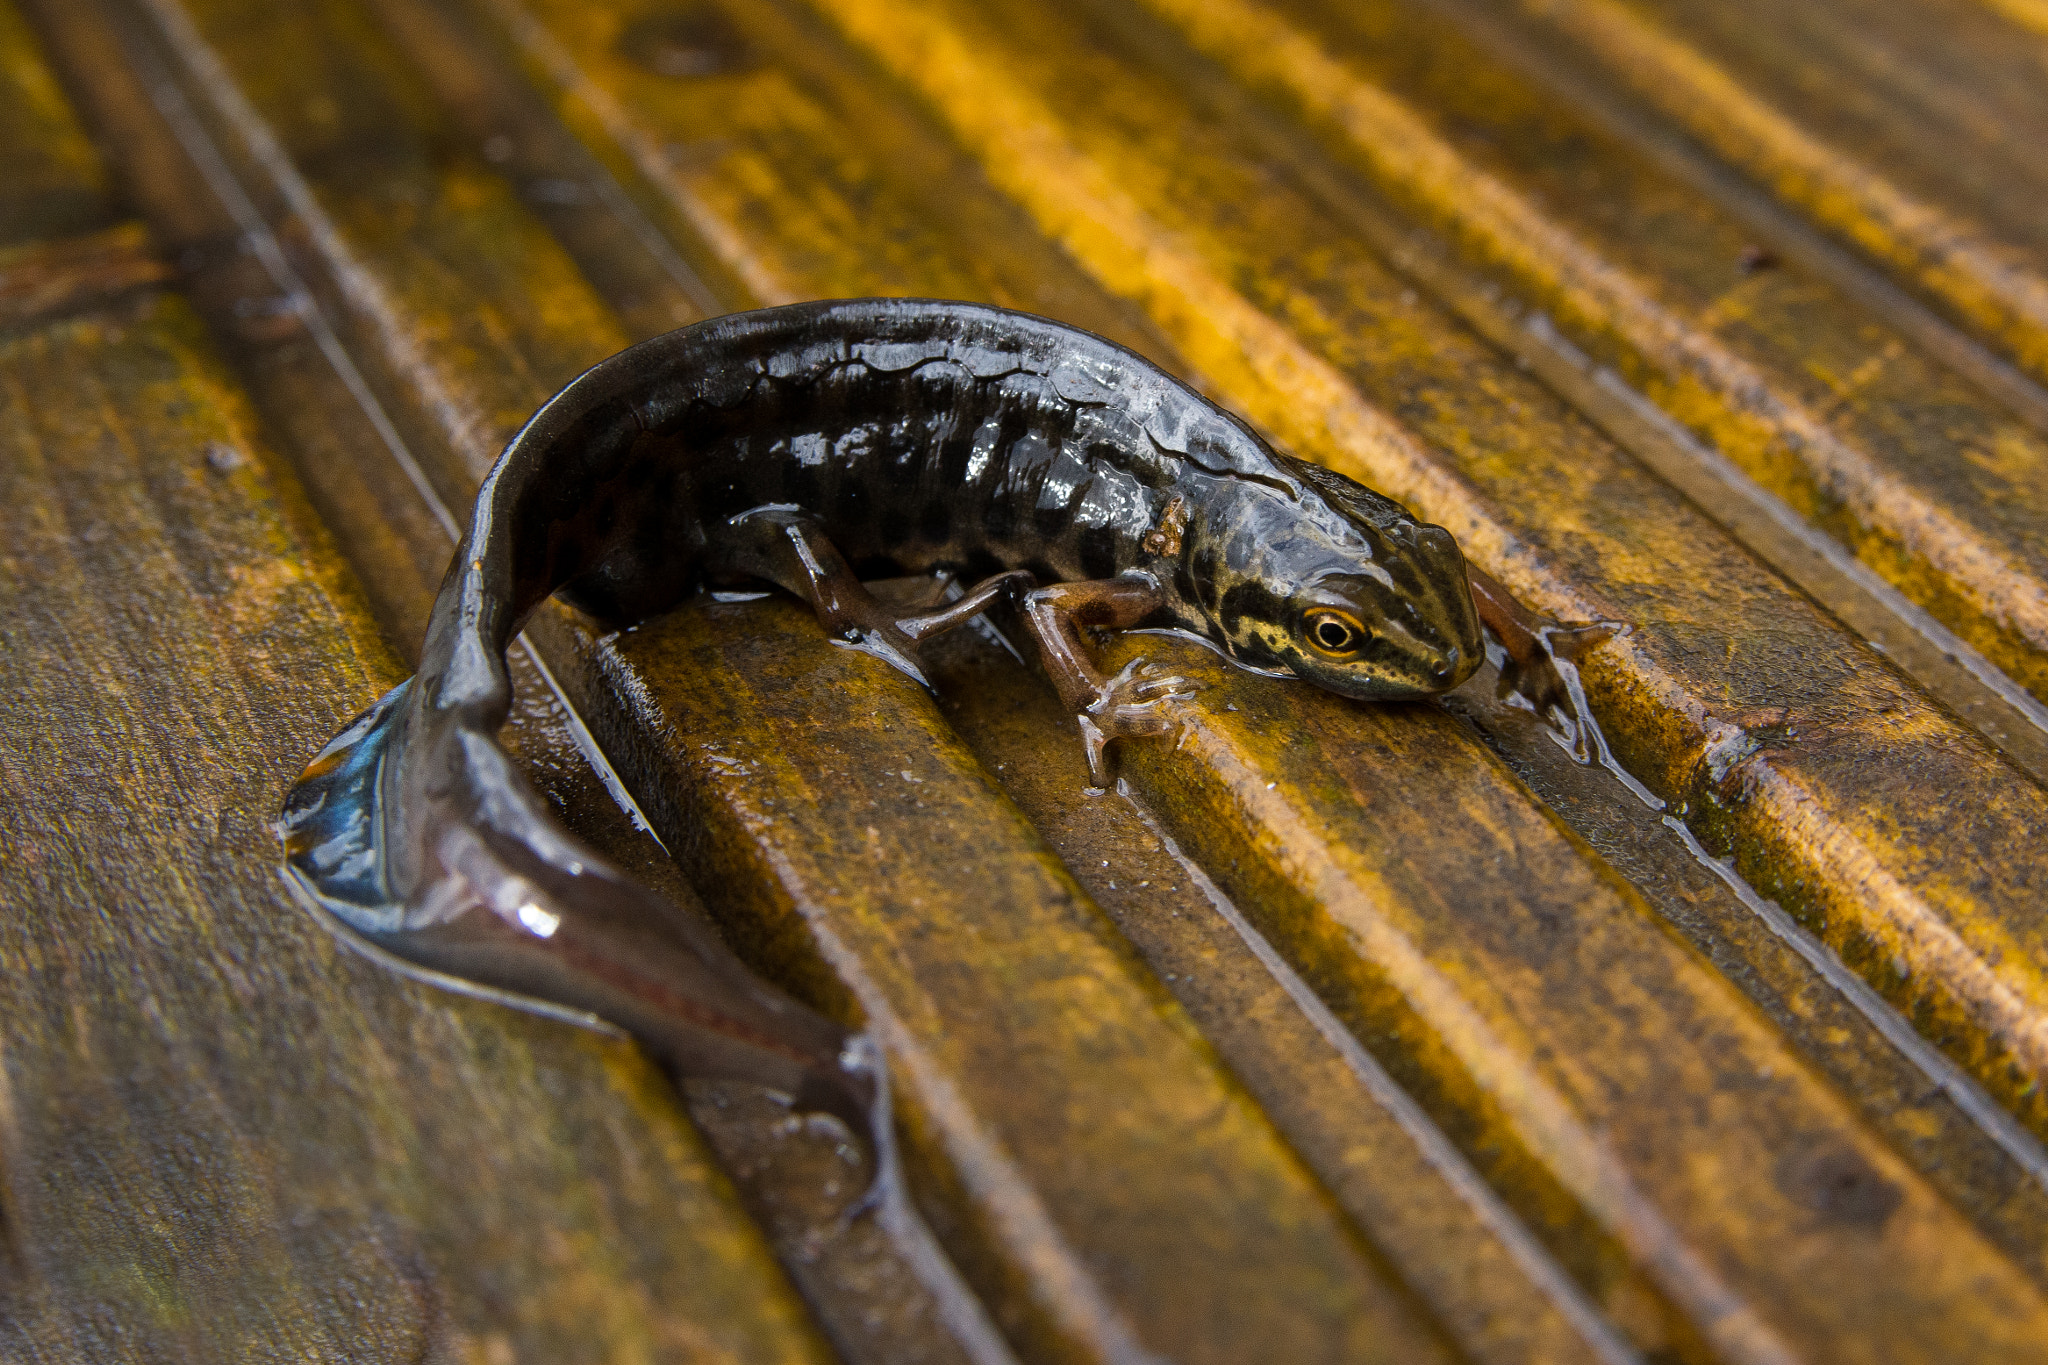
[1123,0,2048,712]
[1103,634,2048,1364]
[792,0,2048,1154]
[18,1,1464,1359]
[0,13,832,1362]
[0,0,115,249]
[10,0,2048,1360]
[0,290,835,1361]
[1482,0,2048,391]
[444,0,2048,1156]
[557,602,1458,1365]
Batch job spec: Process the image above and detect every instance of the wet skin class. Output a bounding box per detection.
[278,299,1596,1175]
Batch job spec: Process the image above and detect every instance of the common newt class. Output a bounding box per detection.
[278,299,1612,1188]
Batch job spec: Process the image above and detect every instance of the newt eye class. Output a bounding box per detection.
[1305,609,1367,656]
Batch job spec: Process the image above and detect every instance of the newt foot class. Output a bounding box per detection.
[1078,657,1197,788]
[831,621,933,690]
[1495,619,1627,765]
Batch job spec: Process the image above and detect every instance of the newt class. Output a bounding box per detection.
[277,299,1612,1191]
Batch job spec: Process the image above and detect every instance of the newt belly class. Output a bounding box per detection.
[276,298,1605,1187]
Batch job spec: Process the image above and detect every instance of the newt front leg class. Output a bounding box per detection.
[1019,574,1196,788]
[1466,564,1625,764]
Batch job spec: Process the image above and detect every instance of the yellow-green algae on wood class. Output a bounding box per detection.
[1120,0,2048,709]
[0,289,832,1364]
[376,0,2048,1350]
[22,2,1034,1355]
[548,595,1457,1365]
[0,0,112,247]
[796,0,2048,1155]
[410,11,1644,1354]
[1103,632,2048,1365]
[466,0,1179,352]
[49,1,1464,1356]
[143,0,633,487]
[921,619,1634,1365]
[25,0,2048,1357]
[1486,0,2048,390]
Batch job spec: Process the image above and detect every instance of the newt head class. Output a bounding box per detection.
[1197,454,1484,700]
[1289,526,1484,699]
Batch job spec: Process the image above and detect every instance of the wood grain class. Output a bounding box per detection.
[11,0,2048,1357]
[0,288,831,1363]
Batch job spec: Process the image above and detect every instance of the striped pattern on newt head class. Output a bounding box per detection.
[279,299,1604,1217]
[1174,453,1482,700]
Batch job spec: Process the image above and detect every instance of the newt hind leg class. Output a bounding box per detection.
[707,507,1031,687]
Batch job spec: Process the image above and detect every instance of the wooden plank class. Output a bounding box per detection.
[23,0,2048,1357]
[916,619,1638,1365]
[442,0,1178,349]
[1443,662,2048,1288]
[0,289,832,1361]
[1058,8,2048,1266]
[440,0,2048,1358]
[0,224,174,331]
[354,0,724,342]
[1099,631,2048,1364]
[1103,0,2048,738]
[0,6,849,1360]
[32,0,1477,1358]
[796,0,2048,1154]
[1466,0,2048,392]
[268,0,2048,1350]
[20,4,1014,1362]
[0,0,116,249]
[550,600,1458,1365]
[374,7,1669,1359]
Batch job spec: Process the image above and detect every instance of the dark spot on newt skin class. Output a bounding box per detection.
[281,298,1582,1214]
[877,505,911,549]
[1079,524,1120,582]
[917,498,952,547]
